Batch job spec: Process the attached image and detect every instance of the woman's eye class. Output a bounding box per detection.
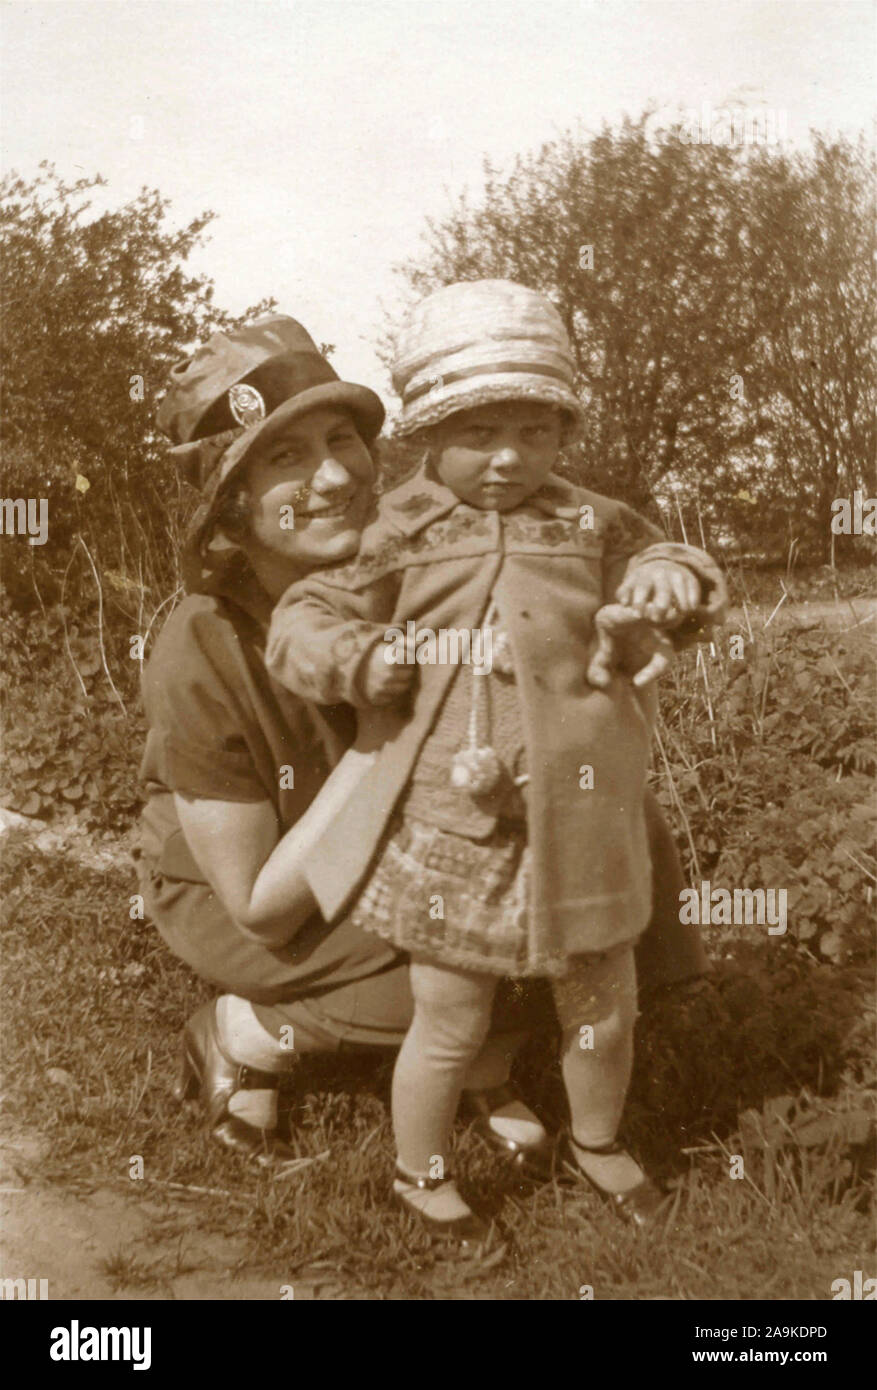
[271,448,305,468]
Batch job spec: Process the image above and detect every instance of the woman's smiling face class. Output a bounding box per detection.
[241,406,376,570]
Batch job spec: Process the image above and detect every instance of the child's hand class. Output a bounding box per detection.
[615,560,701,627]
[587,604,676,689]
[360,641,417,705]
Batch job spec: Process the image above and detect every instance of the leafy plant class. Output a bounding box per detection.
[654,621,876,964]
[0,593,145,830]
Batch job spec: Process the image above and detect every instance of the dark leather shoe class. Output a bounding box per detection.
[176,1001,298,1166]
[563,1135,668,1229]
[461,1083,554,1181]
[392,1167,492,1248]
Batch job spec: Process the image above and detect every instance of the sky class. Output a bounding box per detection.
[3,0,875,406]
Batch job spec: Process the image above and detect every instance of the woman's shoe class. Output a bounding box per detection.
[175,1001,297,1167]
[392,1166,492,1248]
[461,1083,555,1180]
[564,1134,668,1229]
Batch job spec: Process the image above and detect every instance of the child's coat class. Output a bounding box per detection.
[266,465,726,957]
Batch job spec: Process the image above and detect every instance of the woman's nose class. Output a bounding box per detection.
[310,455,353,493]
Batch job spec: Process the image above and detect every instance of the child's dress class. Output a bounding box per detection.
[265,464,727,976]
[350,593,540,974]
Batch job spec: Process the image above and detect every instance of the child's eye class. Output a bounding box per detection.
[466,428,495,446]
[328,431,357,449]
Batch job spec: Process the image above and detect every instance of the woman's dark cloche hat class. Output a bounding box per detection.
[157,315,385,500]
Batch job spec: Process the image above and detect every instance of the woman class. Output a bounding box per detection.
[136,313,706,1215]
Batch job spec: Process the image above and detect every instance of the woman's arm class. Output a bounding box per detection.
[173,745,379,948]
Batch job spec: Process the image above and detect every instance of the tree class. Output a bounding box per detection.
[0,163,275,613]
[735,135,876,560]
[392,117,760,514]
[391,116,875,558]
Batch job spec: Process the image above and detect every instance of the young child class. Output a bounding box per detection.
[265,280,726,1242]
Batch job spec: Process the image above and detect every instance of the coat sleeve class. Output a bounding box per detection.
[265,564,401,707]
[602,503,728,646]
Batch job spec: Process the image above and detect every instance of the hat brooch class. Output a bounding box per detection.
[228,382,266,428]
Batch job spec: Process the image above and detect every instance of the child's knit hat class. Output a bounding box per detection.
[391,280,583,436]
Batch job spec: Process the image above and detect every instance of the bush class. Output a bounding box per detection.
[0,592,145,831]
[652,620,876,967]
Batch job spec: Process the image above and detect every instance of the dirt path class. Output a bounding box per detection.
[727,595,876,629]
[0,1130,339,1301]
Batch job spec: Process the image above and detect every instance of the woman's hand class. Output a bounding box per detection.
[615,560,701,626]
[360,639,417,705]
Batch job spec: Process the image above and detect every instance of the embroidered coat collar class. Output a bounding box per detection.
[383,461,583,538]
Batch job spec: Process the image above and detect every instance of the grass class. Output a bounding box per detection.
[1,573,874,1299]
[722,558,874,609]
[1,827,873,1300]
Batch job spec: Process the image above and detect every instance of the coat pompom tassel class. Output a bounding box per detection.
[450,745,505,794]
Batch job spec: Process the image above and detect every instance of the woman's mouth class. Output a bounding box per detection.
[302,499,353,521]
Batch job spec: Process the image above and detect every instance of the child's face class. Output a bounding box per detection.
[430,402,564,511]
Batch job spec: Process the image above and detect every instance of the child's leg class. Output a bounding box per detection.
[553,944,646,1192]
[392,957,497,1218]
